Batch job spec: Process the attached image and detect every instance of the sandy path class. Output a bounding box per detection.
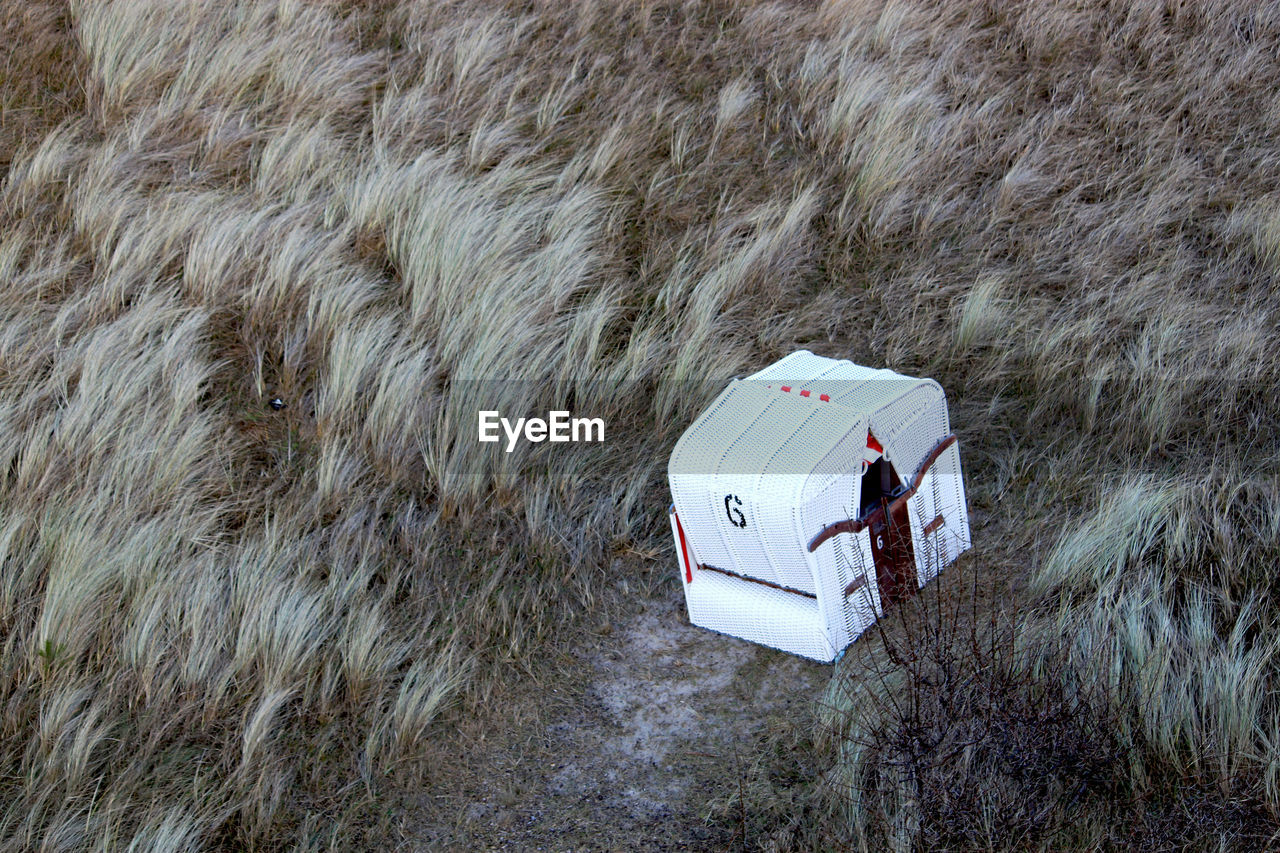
[407,587,832,851]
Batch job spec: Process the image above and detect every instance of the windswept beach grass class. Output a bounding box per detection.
[2,0,1280,848]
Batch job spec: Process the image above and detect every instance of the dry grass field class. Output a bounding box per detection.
[3,0,1280,849]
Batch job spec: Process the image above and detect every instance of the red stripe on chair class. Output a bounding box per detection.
[780,386,791,393]
[867,432,883,453]
[800,389,810,397]
[674,511,694,583]
[819,393,829,401]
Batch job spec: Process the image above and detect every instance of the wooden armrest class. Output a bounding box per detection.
[807,433,958,553]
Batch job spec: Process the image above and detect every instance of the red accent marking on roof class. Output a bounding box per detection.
[800,389,810,397]
[674,511,693,584]
[867,432,883,454]
[781,386,791,393]
[819,394,830,402]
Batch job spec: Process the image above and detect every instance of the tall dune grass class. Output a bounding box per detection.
[809,0,1280,848]
[3,0,1280,848]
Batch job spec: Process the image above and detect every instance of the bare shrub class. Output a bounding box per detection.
[824,560,1280,852]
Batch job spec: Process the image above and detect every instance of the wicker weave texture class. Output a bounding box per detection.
[667,507,840,661]
[668,350,970,662]
[907,439,970,586]
[669,381,869,593]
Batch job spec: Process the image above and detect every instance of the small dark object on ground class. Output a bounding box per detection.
[269,397,286,410]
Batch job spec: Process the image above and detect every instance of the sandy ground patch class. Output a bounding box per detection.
[407,585,831,851]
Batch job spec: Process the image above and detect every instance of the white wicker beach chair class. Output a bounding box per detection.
[667,351,971,662]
